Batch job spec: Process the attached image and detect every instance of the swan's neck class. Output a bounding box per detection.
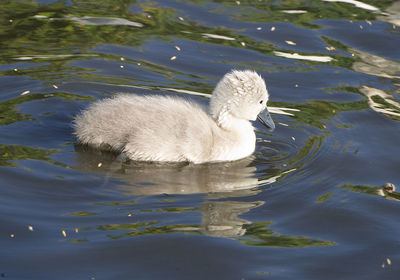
[213,113,256,161]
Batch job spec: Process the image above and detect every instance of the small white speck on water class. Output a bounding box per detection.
[170,56,177,61]
[257,27,262,30]
[28,225,34,231]
[120,57,125,61]
[175,45,181,51]
[21,90,30,95]
[14,68,18,72]
[291,136,296,141]
[241,42,246,46]
[97,162,102,167]
[271,26,275,31]
[178,17,184,21]
[53,84,58,89]
[120,65,124,68]
[62,230,67,237]
[285,40,296,45]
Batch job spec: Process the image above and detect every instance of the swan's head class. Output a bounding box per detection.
[210,70,275,131]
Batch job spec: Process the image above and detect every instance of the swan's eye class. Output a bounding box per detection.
[259,100,263,104]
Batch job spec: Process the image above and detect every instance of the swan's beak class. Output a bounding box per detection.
[257,108,275,131]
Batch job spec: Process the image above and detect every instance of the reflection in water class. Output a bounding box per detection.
[340,183,400,201]
[352,50,400,79]
[322,0,380,12]
[0,144,59,167]
[200,200,263,237]
[378,1,400,26]
[0,92,92,126]
[67,16,144,27]
[359,86,400,120]
[74,145,261,195]
[74,146,334,246]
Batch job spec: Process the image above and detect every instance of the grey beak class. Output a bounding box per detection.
[257,108,275,131]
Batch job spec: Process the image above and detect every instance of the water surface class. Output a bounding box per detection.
[1,0,400,279]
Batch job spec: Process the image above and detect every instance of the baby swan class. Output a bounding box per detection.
[73,70,275,164]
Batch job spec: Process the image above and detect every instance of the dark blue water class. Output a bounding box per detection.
[1,0,399,279]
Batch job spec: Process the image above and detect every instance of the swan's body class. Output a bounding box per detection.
[73,70,274,164]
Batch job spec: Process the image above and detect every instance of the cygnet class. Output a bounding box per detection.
[73,70,275,163]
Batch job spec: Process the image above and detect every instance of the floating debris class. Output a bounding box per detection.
[20,90,30,95]
[291,136,296,141]
[170,56,177,61]
[360,25,363,29]
[28,225,34,231]
[120,65,124,68]
[127,213,132,217]
[120,57,125,61]
[62,230,67,237]
[285,40,297,45]
[366,20,372,25]
[387,258,392,265]
[236,0,241,5]
[178,17,184,21]
[382,183,396,193]
[257,27,262,30]
[10,234,15,238]
[9,19,13,23]
[326,46,336,51]
[241,42,246,46]
[52,84,58,89]
[279,122,289,127]
[137,62,141,66]
[75,228,79,233]
[13,68,18,72]
[97,162,102,167]
[295,84,299,87]
[271,26,276,31]
[175,45,181,51]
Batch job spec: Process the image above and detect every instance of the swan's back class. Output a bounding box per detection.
[74,94,217,162]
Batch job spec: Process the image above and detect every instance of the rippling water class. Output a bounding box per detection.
[1,0,399,279]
